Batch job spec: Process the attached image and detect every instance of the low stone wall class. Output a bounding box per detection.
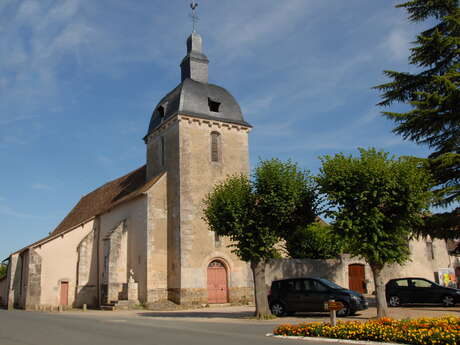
[265,248,454,295]
[164,286,254,306]
[229,286,253,304]
[266,258,346,288]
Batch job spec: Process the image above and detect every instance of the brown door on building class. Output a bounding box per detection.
[60,281,69,306]
[207,260,228,304]
[348,264,366,294]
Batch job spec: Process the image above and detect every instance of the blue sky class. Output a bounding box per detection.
[0,0,442,259]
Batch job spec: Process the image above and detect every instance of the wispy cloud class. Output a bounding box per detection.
[32,183,52,191]
[383,29,411,61]
[0,203,47,220]
[211,0,313,53]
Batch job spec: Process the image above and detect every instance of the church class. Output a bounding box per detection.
[0,31,255,309]
[1,27,457,311]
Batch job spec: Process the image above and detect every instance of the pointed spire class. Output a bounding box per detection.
[180,32,209,83]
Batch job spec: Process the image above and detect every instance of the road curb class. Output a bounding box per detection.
[265,333,407,345]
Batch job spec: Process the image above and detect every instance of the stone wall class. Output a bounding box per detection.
[75,223,98,308]
[102,220,128,303]
[176,116,253,304]
[34,219,96,307]
[6,254,19,309]
[14,254,24,307]
[99,196,147,304]
[24,249,41,309]
[266,238,454,294]
[145,114,255,305]
[146,173,168,303]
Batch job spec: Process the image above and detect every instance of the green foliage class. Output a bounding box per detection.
[0,264,7,279]
[202,158,318,263]
[316,148,433,267]
[203,159,318,318]
[374,0,460,212]
[420,207,460,238]
[285,222,343,259]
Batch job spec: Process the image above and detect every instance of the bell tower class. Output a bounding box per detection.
[143,7,253,305]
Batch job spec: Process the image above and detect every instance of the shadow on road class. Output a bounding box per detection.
[137,310,255,319]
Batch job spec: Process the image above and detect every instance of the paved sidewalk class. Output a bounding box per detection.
[63,304,460,324]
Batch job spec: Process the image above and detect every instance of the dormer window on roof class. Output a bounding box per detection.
[208,98,221,113]
[158,105,165,120]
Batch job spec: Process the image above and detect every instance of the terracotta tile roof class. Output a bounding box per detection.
[4,166,163,259]
[51,165,150,236]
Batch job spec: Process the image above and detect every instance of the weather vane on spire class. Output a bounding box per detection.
[189,1,199,33]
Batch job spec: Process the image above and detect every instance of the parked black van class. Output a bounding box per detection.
[268,277,368,316]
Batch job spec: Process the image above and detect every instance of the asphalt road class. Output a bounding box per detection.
[0,309,341,345]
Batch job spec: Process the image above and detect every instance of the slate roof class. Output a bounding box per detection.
[51,165,154,236]
[146,78,251,138]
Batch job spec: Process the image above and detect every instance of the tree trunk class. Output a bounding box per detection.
[370,262,389,318]
[250,260,272,319]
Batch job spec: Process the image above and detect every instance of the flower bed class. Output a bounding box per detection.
[273,316,460,345]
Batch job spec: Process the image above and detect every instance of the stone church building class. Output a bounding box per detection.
[0,32,456,310]
[0,32,255,309]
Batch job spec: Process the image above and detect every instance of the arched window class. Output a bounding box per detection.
[211,132,221,162]
[208,260,225,268]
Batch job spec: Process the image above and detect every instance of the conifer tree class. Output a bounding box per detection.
[374,0,459,236]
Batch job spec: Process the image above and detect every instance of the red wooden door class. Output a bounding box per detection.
[348,264,366,294]
[60,282,69,306]
[207,261,228,304]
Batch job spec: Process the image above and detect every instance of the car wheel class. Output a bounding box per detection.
[271,302,286,316]
[336,302,350,317]
[388,296,401,307]
[442,295,455,307]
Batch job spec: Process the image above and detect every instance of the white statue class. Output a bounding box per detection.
[129,268,135,283]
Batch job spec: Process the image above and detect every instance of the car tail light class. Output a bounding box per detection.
[268,289,272,296]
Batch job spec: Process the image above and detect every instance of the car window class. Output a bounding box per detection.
[304,279,315,291]
[411,279,432,288]
[272,281,281,290]
[308,280,328,292]
[286,280,304,292]
[394,279,409,287]
[318,278,344,290]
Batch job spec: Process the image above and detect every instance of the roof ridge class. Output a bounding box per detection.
[79,165,146,200]
[50,165,148,236]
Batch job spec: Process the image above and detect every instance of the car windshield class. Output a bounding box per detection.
[318,278,344,290]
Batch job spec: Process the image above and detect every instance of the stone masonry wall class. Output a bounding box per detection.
[177,116,253,304]
[75,224,98,308]
[146,173,168,304]
[103,220,128,303]
[24,249,41,309]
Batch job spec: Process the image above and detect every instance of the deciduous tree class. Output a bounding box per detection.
[285,221,343,259]
[317,148,432,317]
[203,159,317,319]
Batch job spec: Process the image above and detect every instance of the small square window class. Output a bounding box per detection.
[208,98,221,112]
